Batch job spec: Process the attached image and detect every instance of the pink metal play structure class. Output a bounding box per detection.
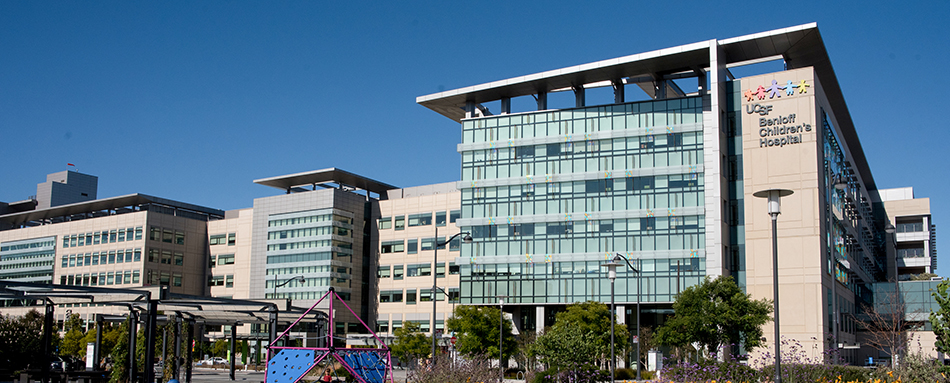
[265,287,393,383]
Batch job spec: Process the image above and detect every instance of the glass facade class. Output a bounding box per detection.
[264,208,355,299]
[458,97,706,304]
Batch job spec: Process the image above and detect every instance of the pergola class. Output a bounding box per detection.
[0,281,314,382]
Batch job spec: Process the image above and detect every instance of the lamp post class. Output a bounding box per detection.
[273,275,305,298]
[431,228,473,364]
[753,188,793,383]
[885,222,898,366]
[604,253,640,381]
[497,294,507,383]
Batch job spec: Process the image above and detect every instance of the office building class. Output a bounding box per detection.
[416,23,938,363]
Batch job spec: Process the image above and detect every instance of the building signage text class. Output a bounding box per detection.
[744,78,813,148]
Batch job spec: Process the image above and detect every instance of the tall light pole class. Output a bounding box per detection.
[754,188,793,383]
[605,253,640,381]
[273,275,305,298]
[431,227,473,364]
[885,222,898,366]
[497,294,507,383]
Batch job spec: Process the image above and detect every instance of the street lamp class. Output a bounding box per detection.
[603,253,640,381]
[885,222,899,366]
[753,188,793,383]
[273,275,305,298]
[497,294,507,383]
[431,228,473,363]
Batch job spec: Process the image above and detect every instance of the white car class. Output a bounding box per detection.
[199,357,229,366]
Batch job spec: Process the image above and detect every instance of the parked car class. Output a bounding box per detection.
[199,357,229,366]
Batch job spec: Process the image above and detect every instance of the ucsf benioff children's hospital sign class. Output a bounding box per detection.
[743,77,813,148]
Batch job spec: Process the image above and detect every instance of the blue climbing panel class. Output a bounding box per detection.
[343,352,386,383]
[267,349,319,383]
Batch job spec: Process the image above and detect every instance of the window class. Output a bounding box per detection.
[450,210,461,223]
[448,287,460,303]
[117,229,125,242]
[227,233,236,245]
[436,211,447,227]
[210,234,227,245]
[407,263,431,277]
[174,252,184,266]
[377,321,389,333]
[133,249,141,262]
[161,250,172,265]
[393,265,404,280]
[93,232,101,245]
[160,272,170,286]
[408,213,432,227]
[406,289,417,304]
[175,231,185,245]
[208,275,225,287]
[407,239,418,254]
[630,176,655,190]
[379,290,403,303]
[421,237,446,251]
[209,255,217,268]
[379,217,392,230]
[114,250,123,264]
[173,273,182,287]
[436,262,445,278]
[110,230,118,243]
[148,249,159,263]
[217,254,235,265]
[123,271,132,284]
[162,230,173,243]
[449,262,459,275]
[135,227,143,240]
[226,275,234,288]
[377,266,391,278]
[132,271,140,284]
[108,251,116,264]
[381,240,404,254]
[394,216,405,230]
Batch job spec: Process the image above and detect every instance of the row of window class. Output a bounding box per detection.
[208,274,234,287]
[0,239,56,252]
[376,319,443,334]
[377,262,459,279]
[266,291,351,300]
[209,254,235,267]
[210,233,236,246]
[897,247,928,258]
[468,216,703,239]
[60,270,140,286]
[265,251,350,265]
[896,222,925,233]
[265,265,342,275]
[462,149,703,182]
[464,133,703,167]
[267,226,351,240]
[61,249,142,267]
[461,97,703,143]
[464,191,704,219]
[268,213,353,228]
[379,287,459,303]
[264,276,345,288]
[62,227,142,248]
[466,231,704,257]
[147,249,184,266]
[147,270,183,287]
[379,237,463,254]
[0,260,53,270]
[148,226,186,246]
[379,210,461,230]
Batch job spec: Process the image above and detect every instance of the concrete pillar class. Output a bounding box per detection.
[536,91,547,111]
[464,101,476,119]
[500,97,511,114]
[612,79,625,104]
[229,325,237,381]
[94,316,103,371]
[573,85,585,107]
[41,301,53,383]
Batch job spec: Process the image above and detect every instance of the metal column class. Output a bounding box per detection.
[144,300,158,383]
[41,300,54,383]
[229,324,237,381]
[129,310,138,383]
[95,315,103,371]
[186,321,194,383]
[174,315,182,381]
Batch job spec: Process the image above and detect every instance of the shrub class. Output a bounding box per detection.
[530,363,607,383]
[613,368,635,379]
[407,353,497,383]
[660,358,760,383]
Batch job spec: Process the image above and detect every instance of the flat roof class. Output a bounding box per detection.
[253,168,398,195]
[417,23,877,191]
[0,193,225,227]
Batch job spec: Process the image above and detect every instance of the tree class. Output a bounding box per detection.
[212,339,229,357]
[0,309,46,372]
[61,313,87,358]
[532,301,628,369]
[862,285,919,367]
[932,280,950,355]
[532,325,601,370]
[390,321,430,368]
[109,318,131,383]
[446,305,516,362]
[656,275,772,357]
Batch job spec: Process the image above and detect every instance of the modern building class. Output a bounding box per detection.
[0,172,224,327]
[416,23,938,364]
[375,182,463,340]
[0,23,941,366]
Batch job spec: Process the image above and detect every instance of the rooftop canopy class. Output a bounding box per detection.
[0,193,225,228]
[253,168,398,195]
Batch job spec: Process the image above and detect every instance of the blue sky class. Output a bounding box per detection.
[1,1,948,274]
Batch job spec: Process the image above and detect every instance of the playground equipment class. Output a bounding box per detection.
[265,287,392,383]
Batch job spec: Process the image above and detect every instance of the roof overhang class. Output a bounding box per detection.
[0,193,225,227]
[416,22,876,190]
[253,168,398,195]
